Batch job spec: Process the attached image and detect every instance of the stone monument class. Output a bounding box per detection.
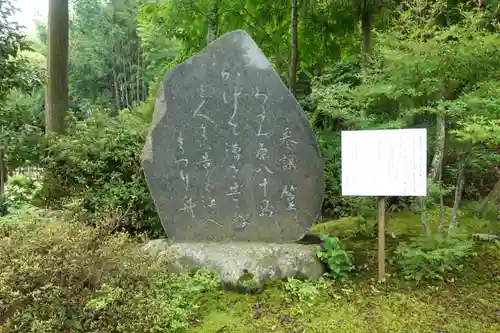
[142,30,325,289]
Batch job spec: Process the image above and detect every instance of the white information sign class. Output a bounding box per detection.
[341,129,427,196]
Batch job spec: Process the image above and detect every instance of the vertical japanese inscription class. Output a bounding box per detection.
[175,129,189,194]
[226,141,243,210]
[228,86,242,135]
[281,185,297,211]
[255,86,269,137]
[253,86,274,217]
[176,132,193,220]
[279,127,298,171]
[180,197,196,218]
[195,87,220,226]
[221,73,246,229]
[176,129,193,218]
[175,158,189,192]
[254,87,273,175]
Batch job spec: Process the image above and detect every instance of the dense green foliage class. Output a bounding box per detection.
[1,0,498,226]
[316,234,355,279]
[4,173,42,210]
[0,208,219,332]
[39,108,161,234]
[0,0,499,331]
[393,233,475,282]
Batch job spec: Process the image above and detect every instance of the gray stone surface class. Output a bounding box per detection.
[142,30,324,242]
[144,239,325,291]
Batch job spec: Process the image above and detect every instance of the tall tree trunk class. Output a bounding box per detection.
[420,114,447,234]
[419,199,431,235]
[142,80,147,101]
[481,174,500,215]
[289,0,299,96]
[124,66,130,108]
[136,42,141,102]
[361,8,372,56]
[435,115,447,231]
[449,152,467,233]
[112,67,120,110]
[359,5,372,119]
[437,154,446,232]
[428,115,446,183]
[484,172,500,203]
[120,78,126,108]
[207,1,219,44]
[45,0,69,133]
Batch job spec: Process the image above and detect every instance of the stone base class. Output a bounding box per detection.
[143,239,325,293]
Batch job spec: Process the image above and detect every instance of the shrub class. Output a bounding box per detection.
[4,174,42,210]
[0,212,219,332]
[316,234,355,279]
[393,233,474,282]
[39,108,161,236]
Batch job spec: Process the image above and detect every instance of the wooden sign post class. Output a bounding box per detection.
[377,196,386,281]
[341,129,427,282]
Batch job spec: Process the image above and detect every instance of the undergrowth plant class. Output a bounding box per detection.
[38,109,161,236]
[393,233,474,282]
[4,174,42,210]
[316,234,355,280]
[0,211,219,332]
[283,278,320,314]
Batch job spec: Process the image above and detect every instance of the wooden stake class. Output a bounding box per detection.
[377,196,386,281]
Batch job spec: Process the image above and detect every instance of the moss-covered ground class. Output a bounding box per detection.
[1,206,498,332]
[189,209,500,332]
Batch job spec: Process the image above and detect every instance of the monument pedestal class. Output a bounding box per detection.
[144,239,325,293]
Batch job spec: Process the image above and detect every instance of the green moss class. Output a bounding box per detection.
[192,273,500,332]
[188,209,500,332]
[310,207,497,239]
[309,216,364,237]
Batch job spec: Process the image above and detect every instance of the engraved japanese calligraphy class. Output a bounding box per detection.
[142,30,324,242]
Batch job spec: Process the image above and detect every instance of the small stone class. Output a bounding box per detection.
[280,315,294,324]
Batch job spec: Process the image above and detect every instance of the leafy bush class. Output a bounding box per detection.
[316,234,355,279]
[393,233,474,282]
[39,108,161,236]
[4,174,42,210]
[0,212,219,332]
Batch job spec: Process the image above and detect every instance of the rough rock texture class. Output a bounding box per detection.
[142,29,324,243]
[144,239,325,291]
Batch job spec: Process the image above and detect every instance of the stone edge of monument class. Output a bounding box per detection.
[142,30,255,164]
[141,29,325,241]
